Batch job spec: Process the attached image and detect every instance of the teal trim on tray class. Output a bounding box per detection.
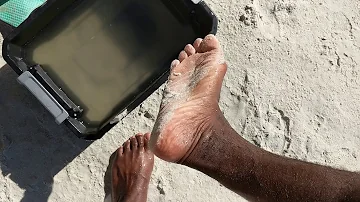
[0,0,46,27]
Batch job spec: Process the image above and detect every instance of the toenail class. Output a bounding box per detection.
[206,34,215,38]
[173,72,182,76]
[179,51,188,60]
[171,60,180,69]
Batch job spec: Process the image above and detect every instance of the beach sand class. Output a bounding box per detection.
[0,0,360,201]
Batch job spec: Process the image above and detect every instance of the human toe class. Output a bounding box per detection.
[198,34,220,53]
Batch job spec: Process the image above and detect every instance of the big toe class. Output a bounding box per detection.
[198,34,220,53]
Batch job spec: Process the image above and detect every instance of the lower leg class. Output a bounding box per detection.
[151,35,360,201]
[184,112,360,201]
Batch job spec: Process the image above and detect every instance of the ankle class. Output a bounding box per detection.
[126,175,150,189]
[122,191,148,202]
[179,107,232,163]
[121,179,150,202]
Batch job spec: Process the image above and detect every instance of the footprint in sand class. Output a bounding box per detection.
[247,0,297,39]
[258,104,292,154]
[223,89,291,154]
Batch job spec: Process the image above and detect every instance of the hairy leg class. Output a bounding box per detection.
[185,113,360,201]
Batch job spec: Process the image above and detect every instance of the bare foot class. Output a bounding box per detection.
[150,34,227,163]
[111,133,154,202]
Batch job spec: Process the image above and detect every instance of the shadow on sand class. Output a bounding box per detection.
[0,64,92,202]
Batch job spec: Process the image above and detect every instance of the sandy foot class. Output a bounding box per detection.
[150,35,227,163]
[111,133,154,202]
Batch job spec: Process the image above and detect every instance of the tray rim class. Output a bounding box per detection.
[1,0,218,140]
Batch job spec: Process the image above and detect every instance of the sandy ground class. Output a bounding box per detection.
[1,0,360,201]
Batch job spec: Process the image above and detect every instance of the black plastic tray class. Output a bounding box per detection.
[1,0,217,140]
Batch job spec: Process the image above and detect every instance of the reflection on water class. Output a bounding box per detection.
[26,0,196,126]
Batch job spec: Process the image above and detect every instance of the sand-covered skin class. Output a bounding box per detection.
[0,0,360,201]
